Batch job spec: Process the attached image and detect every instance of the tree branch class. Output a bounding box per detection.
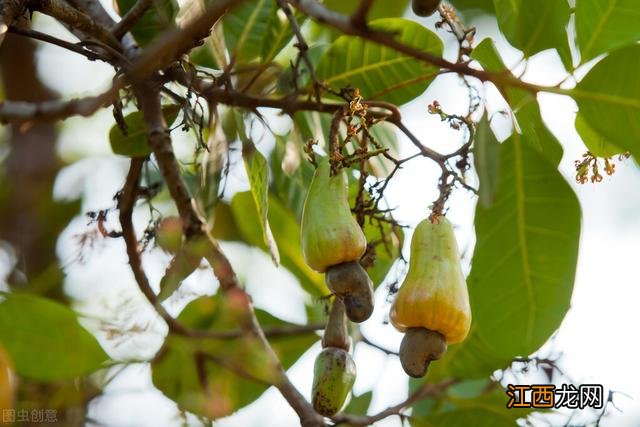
[350,0,374,27]
[333,378,457,425]
[286,0,554,94]
[117,158,201,338]
[7,24,110,61]
[275,0,321,102]
[111,0,153,39]
[126,0,240,82]
[0,0,25,48]
[134,82,325,427]
[65,0,140,57]
[0,89,115,123]
[27,0,120,49]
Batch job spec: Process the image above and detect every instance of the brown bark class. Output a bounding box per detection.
[0,32,73,291]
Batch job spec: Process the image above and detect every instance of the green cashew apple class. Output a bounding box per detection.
[322,298,350,351]
[399,328,447,378]
[311,347,356,417]
[301,159,367,273]
[325,261,374,323]
[412,0,441,16]
[390,215,471,377]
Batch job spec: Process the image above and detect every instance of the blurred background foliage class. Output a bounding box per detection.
[1,0,639,425]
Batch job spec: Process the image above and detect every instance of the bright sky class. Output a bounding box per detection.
[16,5,640,427]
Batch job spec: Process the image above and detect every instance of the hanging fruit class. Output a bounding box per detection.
[301,158,374,322]
[325,261,374,323]
[390,216,471,377]
[301,159,367,273]
[311,347,356,417]
[412,0,441,16]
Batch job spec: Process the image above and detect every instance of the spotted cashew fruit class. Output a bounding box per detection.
[390,216,471,377]
[301,159,373,322]
[412,0,441,16]
[311,347,356,417]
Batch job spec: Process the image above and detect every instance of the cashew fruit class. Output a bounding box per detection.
[0,346,15,411]
[311,348,356,417]
[412,0,441,16]
[322,298,350,351]
[325,261,368,296]
[301,159,367,273]
[343,292,374,323]
[399,327,447,378]
[390,216,471,344]
[325,261,374,323]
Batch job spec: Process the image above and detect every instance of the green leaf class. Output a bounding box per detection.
[115,0,177,47]
[362,217,403,288]
[473,115,500,208]
[412,386,532,427]
[158,238,211,302]
[471,38,563,165]
[261,3,306,63]
[575,113,624,157]
[316,18,443,105]
[575,0,640,64]
[276,44,330,94]
[230,192,327,296]
[344,390,372,415]
[0,292,109,381]
[343,390,373,425]
[364,122,400,177]
[152,296,318,418]
[573,44,640,159]
[433,134,581,379]
[450,0,495,14]
[512,91,563,166]
[109,105,180,158]
[223,0,274,64]
[447,379,492,400]
[471,38,508,74]
[269,134,317,222]
[493,0,572,69]
[321,0,409,20]
[243,141,280,266]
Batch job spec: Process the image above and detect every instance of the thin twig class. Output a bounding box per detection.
[333,378,458,425]
[117,159,197,337]
[286,0,566,95]
[7,25,109,61]
[350,0,374,27]
[28,0,121,49]
[359,334,398,356]
[276,0,322,102]
[111,0,153,39]
[0,89,116,123]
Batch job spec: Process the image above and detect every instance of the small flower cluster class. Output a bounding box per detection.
[427,100,466,130]
[574,152,629,184]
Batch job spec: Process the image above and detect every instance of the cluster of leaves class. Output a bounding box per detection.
[1,0,639,425]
